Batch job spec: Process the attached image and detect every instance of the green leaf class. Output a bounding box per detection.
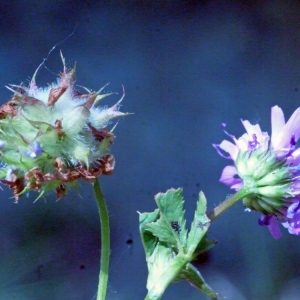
[139,209,160,258]
[145,217,178,247]
[193,234,217,259]
[153,188,188,250]
[175,263,218,300]
[140,188,218,300]
[186,191,211,255]
[145,242,174,293]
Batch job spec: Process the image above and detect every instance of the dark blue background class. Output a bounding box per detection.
[0,1,300,299]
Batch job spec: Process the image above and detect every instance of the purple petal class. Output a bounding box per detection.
[282,202,300,236]
[271,106,285,145]
[230,182,243,191]
[268,216,282,239]
[248,134,259,151]
[219,165,242,188]
[273,107,300,150]
[219,140,239,160]
[221,123,237,141]
[289,147,300,165]
[212,144,232,159]
[258,214,272,226]
[241,120,264,143]
[258,215,282,239]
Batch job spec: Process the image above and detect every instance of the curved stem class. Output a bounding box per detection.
[93,179,110,300]
[208,188,248,221]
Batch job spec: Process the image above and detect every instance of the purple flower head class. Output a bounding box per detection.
[215,106,300,238]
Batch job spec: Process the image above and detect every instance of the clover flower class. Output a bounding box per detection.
[214,106,300,238]
[0,52,129,201]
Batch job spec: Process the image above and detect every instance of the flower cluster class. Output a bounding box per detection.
[214,106,300,238]
[0,53,128,201]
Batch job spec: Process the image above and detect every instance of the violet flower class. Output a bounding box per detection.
[214,106,300,238]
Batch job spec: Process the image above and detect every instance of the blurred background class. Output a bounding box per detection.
[0,1,300,299]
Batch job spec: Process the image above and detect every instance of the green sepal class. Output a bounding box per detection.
[62,137,91,166]
[18,179,63,201]
[98,137,112,157]
[36,130,61,157]
[21,102,51,123]
[61,105,90,136]
[11,116,39,142]
[2,151,40,171]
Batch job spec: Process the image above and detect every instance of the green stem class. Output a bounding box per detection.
[93,179,110,300]
[208,188,248,221]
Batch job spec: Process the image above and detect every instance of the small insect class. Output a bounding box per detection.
[197,221,209,230]
[170,221,181,233]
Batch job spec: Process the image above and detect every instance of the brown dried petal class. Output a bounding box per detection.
[20,95,45,106]
[85,92,98,109]
[0,102,18,119]
[56,184,67,199]
[100,154,115,175]
[11,153,115,200]
[88,125,114,143]
[47,72,68,106]
[54,120,64,139]
[1,177,25,202]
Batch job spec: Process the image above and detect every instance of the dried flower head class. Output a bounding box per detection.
[0,52,129,201]
[214,106,300,238]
